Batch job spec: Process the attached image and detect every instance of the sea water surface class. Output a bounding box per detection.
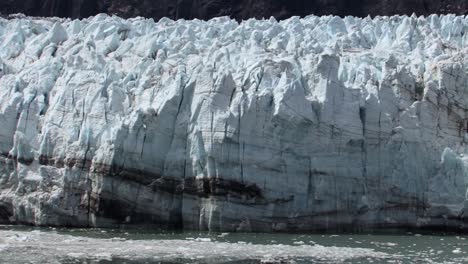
[1,225,467,263]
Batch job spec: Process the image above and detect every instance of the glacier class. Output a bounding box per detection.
[0,14,467,232]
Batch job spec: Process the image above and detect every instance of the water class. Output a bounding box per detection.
[1,225,467,263]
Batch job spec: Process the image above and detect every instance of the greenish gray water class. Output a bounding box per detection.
[0,225,467,263]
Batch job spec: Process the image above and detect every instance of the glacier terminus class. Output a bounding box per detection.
[0,14,467,232]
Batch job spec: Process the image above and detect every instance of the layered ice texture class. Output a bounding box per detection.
[0,14,467,231]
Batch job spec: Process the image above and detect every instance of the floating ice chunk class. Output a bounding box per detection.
[194,238,212,242]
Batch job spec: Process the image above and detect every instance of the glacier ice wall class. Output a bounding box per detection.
[0,14,467,231]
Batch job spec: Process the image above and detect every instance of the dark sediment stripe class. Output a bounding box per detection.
[0,202,12,224]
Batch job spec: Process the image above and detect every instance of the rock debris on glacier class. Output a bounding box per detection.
[0,14,467,231]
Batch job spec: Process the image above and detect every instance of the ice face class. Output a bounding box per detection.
[0,14,467,231]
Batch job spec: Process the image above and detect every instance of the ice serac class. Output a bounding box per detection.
[0,14,467,232]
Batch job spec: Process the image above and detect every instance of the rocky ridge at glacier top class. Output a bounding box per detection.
[0,14,467,231]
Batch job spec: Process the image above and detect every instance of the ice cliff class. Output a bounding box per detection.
[0,14,467,232]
